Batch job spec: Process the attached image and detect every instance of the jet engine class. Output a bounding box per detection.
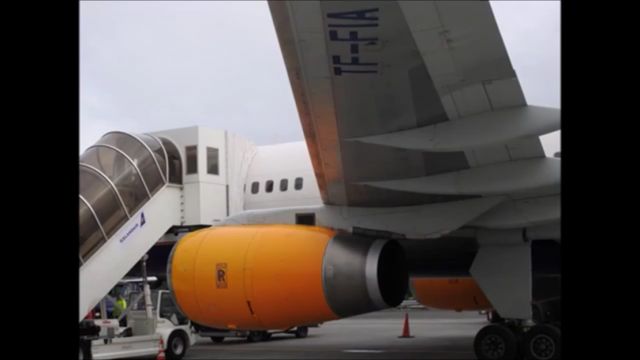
[168,225,408,330]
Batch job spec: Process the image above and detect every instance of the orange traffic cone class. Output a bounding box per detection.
[398,312,414,338]
[156,338,166,360]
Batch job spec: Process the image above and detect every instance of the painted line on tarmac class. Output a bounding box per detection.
[190,346,474,354]
[325,320,487,325]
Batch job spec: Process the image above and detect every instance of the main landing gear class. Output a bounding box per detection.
[474,300,561,360]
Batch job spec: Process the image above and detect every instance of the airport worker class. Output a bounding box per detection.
[113,293,127,319]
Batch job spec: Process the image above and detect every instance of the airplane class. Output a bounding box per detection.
[79,2,560,360]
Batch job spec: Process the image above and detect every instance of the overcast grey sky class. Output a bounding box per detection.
[80,1,560,154]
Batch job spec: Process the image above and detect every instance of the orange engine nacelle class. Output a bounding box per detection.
[411,277,492,312]
[168,225,408,330]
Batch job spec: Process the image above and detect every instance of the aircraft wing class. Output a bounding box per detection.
[269,1,560,215]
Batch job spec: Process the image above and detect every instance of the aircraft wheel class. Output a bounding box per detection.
[247,331,269,342]
[210,336,224,343]
[524,324,561,360]
[474,324,520,360]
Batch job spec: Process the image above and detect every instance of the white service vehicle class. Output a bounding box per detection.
[79,261,196,360]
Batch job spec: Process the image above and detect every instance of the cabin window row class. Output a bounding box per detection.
[250,177,303,194]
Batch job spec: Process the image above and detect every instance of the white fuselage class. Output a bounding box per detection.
[242,141,322,211]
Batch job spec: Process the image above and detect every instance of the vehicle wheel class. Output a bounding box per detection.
[295,326,308,338]
[524,324,561,360]
[474,324,519,360]
[166,332,188,360]
[247,331,268,342]
[210,336,225,343]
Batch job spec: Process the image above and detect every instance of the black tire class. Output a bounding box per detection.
[247,331,268,342]
[294,326,308,338]
[210,336,225,343]
[524,324,561,360]
[474,324,520,360]
[166,332,188,360]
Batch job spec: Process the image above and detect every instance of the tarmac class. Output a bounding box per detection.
[178,305,486,359]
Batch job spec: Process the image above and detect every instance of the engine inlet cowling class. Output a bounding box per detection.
[168,225,408,330]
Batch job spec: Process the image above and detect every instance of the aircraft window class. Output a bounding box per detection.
[295,177,303,190]
[207,147,219,175]
[280,179,288,192]
[186,146,197,174]
[265,180,274,193]
[251,181,259,194]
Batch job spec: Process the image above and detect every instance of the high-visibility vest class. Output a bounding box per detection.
[113,298,127,317]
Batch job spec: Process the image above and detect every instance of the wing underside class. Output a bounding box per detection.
[269,0,559,230]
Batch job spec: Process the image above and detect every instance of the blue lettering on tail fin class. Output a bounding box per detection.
[327,8,379,76]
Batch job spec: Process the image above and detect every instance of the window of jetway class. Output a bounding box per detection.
[186,145,197,174]
[207,147,219,175]
[79,132,183,264]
